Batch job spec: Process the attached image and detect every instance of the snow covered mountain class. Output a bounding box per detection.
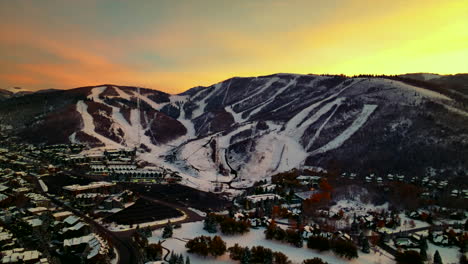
[1,74,467,190]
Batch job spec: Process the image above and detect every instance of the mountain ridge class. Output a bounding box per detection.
[0,73,466,190]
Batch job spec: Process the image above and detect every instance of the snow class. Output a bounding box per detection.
[426,241,461,264]
[330,199,389,217]
[388,79,452,101]
[239,133,308,182]
[149,221,395,264]
[285,79,363,135]
[305,101,341,150]
[420,73,441,81]
[310,104,377,155]
[243,77,298,120]
[230,77,280,108]
[76,100,122,148]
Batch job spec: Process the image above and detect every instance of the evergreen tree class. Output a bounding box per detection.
[177,254,184,264]
[420,236,428,251]
[433,250,443,264]
[168,251,177,264]
[203,213,217,233]
[241,247,251,264]
[419,247,427,261]
[362,237,370,254]
[209,236,227,257]
[185,256,191,264]
[163,220,173,238]
[264,249,273,264]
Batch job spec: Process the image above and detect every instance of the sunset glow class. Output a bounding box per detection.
[1,0,467,93]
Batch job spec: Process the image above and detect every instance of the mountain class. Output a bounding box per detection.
[1,74,467,190]
[0,87,61,101]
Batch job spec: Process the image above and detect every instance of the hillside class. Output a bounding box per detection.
[1,74,467,190]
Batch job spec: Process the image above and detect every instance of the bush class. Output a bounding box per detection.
[395,250,423,264]
[273,251,291,264]
[332,239,358,260]
[185,235,226,257]
[307,236,331,252]
[219,216,250,235]
[303,258,329,264]
[250,246,273,263]
[228,243,245,261]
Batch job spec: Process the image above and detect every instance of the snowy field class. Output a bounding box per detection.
[149,221,395,264]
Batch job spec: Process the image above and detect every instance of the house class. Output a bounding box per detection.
[0,249,43,264]
[52,211,73,221]
[61,222,90,239]
[0,227,15,250]
[63,215,80,227]
[63,233,110,262]
[296,175,321,187]
[294,190,320,201]
[246,194,281,204]
[63,181,116,195]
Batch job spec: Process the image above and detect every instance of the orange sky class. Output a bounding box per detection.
[0,0,467,94]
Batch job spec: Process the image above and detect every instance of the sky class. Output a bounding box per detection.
[0,0,467,94]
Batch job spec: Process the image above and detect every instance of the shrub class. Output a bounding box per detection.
[395,250,423,264]
[307,236,331,251]
[185,235,226,257]
[332,239,358,259]
[303,258,329,264]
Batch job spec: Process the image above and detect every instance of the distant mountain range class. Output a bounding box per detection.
[1,73,466,189]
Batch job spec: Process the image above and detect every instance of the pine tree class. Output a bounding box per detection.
[362,237,370,253]
[185,255,191,264]
[434,250,443,264]
[203,213,217,233]
[420,236,428,251]
[419,247,427,261]
[177,254,184,264]
[163,220,173,238]
[241,247,251,264]
[168,251,177,264]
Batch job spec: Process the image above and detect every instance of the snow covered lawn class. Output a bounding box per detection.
[149,221,394,264]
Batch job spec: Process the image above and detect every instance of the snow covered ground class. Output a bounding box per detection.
[149,221,395,264]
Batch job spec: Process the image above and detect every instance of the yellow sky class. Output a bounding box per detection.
[0,0,466,93]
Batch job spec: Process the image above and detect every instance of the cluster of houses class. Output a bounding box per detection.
[341,172,468,200]
[0,143,115,263]
[61,181,136,216]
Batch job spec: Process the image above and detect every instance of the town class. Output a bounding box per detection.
[0,129,467,264]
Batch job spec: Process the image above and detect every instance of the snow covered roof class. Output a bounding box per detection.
[1,249,41,263]
[295,190,320,200]
[246,194,281,202]
[64,215,80,226]
[63,181,115,191]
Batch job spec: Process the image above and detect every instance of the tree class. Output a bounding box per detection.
[209,236,227,257]
[203,213,217,233]
[307,236,331,252]
[185,236,209,257]
[332,239,358,260]
[241,247,251,264]
[433,250,443,264]
[420,236,428,251]
[265,221,277,240]
[147,242,163,260]
[185,256,191,264]
[303,258,329,264]
[162,220,173,238]
[228,243,245,261]
[419,247,427,261]
[361,237,370,254]
[395,250,423,264]
[273,251,291,264]
[250,246,273,264]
